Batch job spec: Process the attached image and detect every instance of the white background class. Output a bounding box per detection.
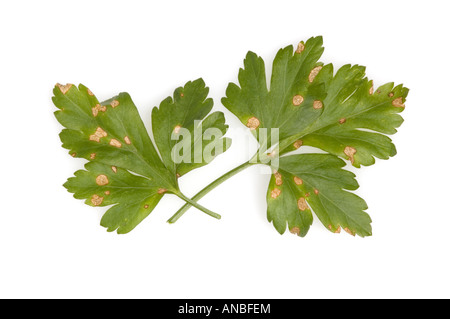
[1,0,449,299]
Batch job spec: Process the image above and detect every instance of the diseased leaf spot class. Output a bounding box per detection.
[313,100,323,109]
[314,189,319,195]
[305,192,310,197]
[344,146,357,164]
[56,83,73,95]
[96,174,109,186]
[344,227,355,236]
[180,92,185,97]
[369,85,374,95]
[92,104,106,117]
[297,197,309,211]
[157,188,167,194]
[295,42,305,54]
[111,166,117,173]
[173,125,182,134]
[271,188,281,199]
[246,117,260,130]
[71,152,76,157]
[392,97,405,108]
[110,100,120,108]
[89,127,108,142]
[90,153,96,160]
[91,194,104,206]
[328,225,341,233]
[292,95,304,106]
[339,118,346,124]
[104,191,110,195]
[293,176,303,185]
[144,204,149,209]
[109,139,122,148]
[87,88,94,96]
[308,66,322,83]
[124,136,131,145]
[290,227,300,235]
[293,140,303,149]
[274,171,283,186]
[388,92,394,97]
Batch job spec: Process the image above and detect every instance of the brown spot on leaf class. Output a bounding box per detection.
[91,194,104,206]
[71,152,76,157]
[92,104,106,117]
[87,88,94,96]
[180,92,184,97]
[293,176,303,185]
[173,125,182,134]
[96,174,109,186]
[313,100,323,109]
[104,191,110,195]
[157,188,167,194]
[89,127,108,142]
[144,204,149,209]
[246,117,260,130]
[314,189,319,195]
[56,83,73,94]
[369,85,374,95]
[124,136,131,145]
[305,192,310,197]
[392,97,405,108]
[297,197,309,211]
[339,118,346,124]
[344,227,355,236]
[110,100,119,108]
[290,227,300,235]
[111,166,117,173]
[388,92,394,97]
[344,146,357,164]
[292,95,304,106]
[308,66,322,83]
[271,188,281,199]
[90,153,96,160]
[296,42,305,54]
[109,139,122,148]
[293,140,303,149]
[274,171,283,186]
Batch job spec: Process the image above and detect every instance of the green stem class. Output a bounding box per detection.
[168,161,255,223]
[175,192,222,220]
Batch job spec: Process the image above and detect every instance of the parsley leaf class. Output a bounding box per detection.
[220,36,407,236]
[54,79,229,233]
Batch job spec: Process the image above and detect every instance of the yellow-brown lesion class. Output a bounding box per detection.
[297,197,309,211]
[109,139,122,148]
[56,83,73,94]
[344,146,357,164]
[89,127,108,142]
[270,188,281,199]
[110,100,120,108]
[95,174,109,186]
[246,117,260,130]
[308,66,322,83]
[91,194,104,206]
[292,95,304,106]
[92,104,107,117]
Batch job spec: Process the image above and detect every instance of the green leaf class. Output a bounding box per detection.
[222,36,407,237]
[297,64,408,167]
[53,80,228,233]
[267,154,371,237]
[222,36,326,150]
[151,79,231,177]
